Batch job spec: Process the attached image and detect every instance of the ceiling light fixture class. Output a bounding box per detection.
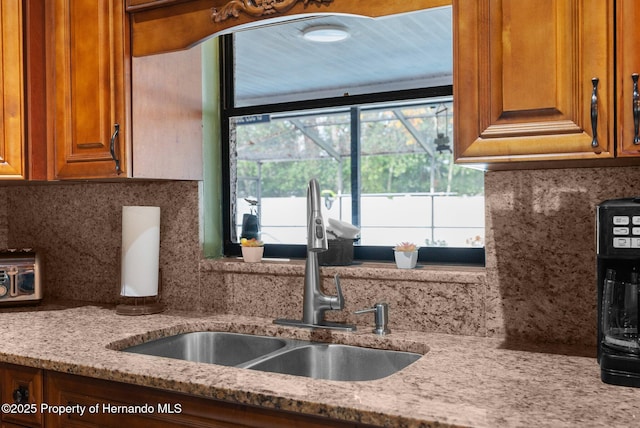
[302,25,350,43]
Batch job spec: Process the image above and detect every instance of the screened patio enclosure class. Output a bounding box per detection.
[230,98,485,248]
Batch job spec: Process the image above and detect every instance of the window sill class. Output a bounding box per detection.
[201,257,485,285]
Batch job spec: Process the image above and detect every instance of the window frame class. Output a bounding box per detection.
[219,35,484,266]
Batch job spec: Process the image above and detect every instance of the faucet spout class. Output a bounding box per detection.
[274,179,355,332]
[307,178,328,252]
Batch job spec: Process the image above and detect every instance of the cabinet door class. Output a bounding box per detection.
[617,0,640,157]
[47,0,129,179]
[45,372,367,428]
[453,0,614,164]
[0,0,26,179]
[1,364,43,427]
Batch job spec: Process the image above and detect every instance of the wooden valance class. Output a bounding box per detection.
[127,0,450,56]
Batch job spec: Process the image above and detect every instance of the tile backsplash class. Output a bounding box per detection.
[4,166,640,347]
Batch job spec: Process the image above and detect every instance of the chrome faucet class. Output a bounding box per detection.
[275,179,355,331]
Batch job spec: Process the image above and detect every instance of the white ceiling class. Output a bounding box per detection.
[233,6,452,106]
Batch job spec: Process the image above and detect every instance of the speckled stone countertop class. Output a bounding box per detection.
[0,303,638,427]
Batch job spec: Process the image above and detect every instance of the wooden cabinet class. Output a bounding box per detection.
[0,0,48,181]
[0,364,43,428]
[44,371,368,428]
[453,0,615,164]
[46,0,129,179]
[0,0,26,179]
[617,0,640,157]
[46,0,203,181]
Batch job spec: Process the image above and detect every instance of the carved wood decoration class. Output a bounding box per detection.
[211,0,333,23]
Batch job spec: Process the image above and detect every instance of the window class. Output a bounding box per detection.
[221,7,485,265]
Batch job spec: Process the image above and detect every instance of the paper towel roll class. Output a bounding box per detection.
[121,206,160,297]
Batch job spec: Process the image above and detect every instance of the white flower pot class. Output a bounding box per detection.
[394,250,418,269]
[241,246,264,263]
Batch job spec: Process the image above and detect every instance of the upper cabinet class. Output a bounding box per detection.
[617,0,640,157]
[47,0,129,179]
[0,0,26,179]
[0,0,46,180]
[46,0,203,180]
[453,0,614,165]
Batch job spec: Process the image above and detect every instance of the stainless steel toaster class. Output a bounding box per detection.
[0,250,41,305]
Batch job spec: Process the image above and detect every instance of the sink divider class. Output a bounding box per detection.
[236,338,310,369]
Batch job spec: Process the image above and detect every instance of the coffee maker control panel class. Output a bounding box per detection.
[598,199,640,256]
[611,215,640,248]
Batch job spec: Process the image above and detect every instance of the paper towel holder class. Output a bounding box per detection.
[117,205,163,316]
[116,269,164,315]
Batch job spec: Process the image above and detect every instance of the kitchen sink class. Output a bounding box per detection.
[245,343,421,381]
[121,332,422,381]
[122,332,288,366]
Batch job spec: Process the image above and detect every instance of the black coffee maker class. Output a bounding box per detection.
[597,198,640,387]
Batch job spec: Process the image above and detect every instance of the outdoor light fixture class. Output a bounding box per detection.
[302,25,350,42]
[434,104,452,154]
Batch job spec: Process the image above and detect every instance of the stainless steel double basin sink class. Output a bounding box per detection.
[122,332,422,382]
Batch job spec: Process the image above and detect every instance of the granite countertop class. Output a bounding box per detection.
[0,303,638,427]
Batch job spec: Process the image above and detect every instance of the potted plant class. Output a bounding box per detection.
[393,242,419,269]
[240,238,264,263]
